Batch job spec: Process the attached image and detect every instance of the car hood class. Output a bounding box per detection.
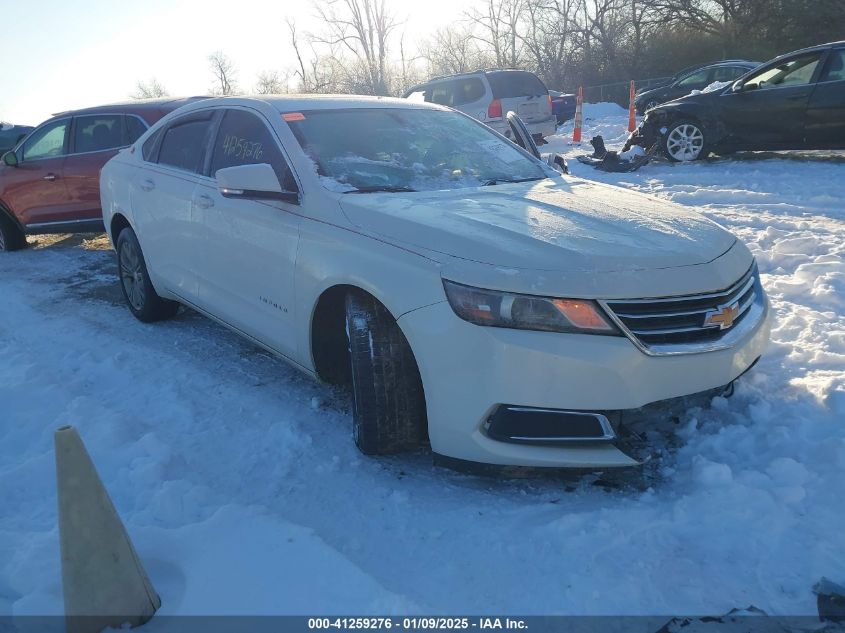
[339,178,735,274]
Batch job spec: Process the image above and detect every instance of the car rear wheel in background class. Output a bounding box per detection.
[116,227,179,322]
[0,213,27,252]
[345,291,427,455]
[664,121,707,162]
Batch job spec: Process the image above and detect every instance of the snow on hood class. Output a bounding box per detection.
[339,178,736,273]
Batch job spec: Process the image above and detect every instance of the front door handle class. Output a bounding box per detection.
[194,195,214,209]
[43,173,57,181]
[140,179,155,192]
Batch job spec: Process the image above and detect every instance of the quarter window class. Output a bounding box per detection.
[210,109,296,190]
[157,116,214,174]
[819,50,845,82]
[125,116,148,143]
[22,119,68,161]
[74,114,124,154]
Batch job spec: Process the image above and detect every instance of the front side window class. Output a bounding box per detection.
[22,119,68,161]
[74,114,124,154]
[744,54,822,90]
[287,107,546,193]
[210,109,296,190]
[157,116,214,174]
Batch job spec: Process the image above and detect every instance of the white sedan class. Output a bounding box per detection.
[100,95,771,468]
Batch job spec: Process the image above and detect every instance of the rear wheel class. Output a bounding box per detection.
[664,121,707,162]
[116,227,179,322]
[0,213,27,252]
[345,291,427,454]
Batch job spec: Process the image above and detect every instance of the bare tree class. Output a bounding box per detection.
[208,51,238,96]
[312,0,398,95]
[254,70,288,94]
[420,25,493,76]
[465,0,525,68]
[131,78,168,99]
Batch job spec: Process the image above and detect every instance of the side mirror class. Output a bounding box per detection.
[3,151,18,167]
[731,80,744,92]
[506,111,541,159]
[215,163,298,204]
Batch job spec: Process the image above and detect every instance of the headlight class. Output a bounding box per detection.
[442,280,619,335]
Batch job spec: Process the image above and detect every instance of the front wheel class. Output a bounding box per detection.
[664,121,707,162]
[345,291,427,454]
[116,227,179,322]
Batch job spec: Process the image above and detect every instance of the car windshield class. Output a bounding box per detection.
[286,107,547,193]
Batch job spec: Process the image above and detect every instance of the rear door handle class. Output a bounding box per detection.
[43,173,57,181]
[140,179,155,192]
[194,194,214,209]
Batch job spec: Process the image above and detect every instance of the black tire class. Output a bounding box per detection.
[663,120,708,162]
[0,212,27,252]
[116,227,179,322]
[345,291,426,454]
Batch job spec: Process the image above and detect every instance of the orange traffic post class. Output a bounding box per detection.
[628,80,637,132]
[572,87,583,143]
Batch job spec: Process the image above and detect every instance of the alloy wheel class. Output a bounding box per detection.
[666,123,705,161]
[119,239,146,311]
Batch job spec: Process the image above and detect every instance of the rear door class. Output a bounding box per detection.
[131,110,216,300]
[450,76,489,121]
[486,71,551,124]
[62,114,147,223]
[193,107,301,359]
[1,118,70,227]
[805,48,845,148]
[716,51,824,150]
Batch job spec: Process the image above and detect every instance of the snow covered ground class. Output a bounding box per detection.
[1,106,844,621]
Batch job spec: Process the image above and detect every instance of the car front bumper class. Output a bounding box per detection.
[398,296,771,468]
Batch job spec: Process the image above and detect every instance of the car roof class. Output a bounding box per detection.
[174,94,447,114]
[50,96,211,118]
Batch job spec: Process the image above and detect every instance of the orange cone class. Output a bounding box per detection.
[572,86,583,143]
[628,80,637,132]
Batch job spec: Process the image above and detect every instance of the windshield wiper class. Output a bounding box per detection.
[343,185,418,194]
[481,177,544,186]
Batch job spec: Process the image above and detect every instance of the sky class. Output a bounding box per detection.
[0,0,470,125]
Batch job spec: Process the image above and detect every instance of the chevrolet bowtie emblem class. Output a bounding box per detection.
[704,302,740,330]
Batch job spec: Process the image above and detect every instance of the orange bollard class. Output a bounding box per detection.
[573,87,583,143]
[628,80,637,132]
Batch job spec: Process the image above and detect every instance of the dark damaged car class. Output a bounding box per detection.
[625,41,845,161]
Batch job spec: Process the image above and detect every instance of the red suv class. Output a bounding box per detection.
[0,97,206,251]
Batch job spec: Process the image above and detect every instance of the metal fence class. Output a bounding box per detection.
[579,77,672,105]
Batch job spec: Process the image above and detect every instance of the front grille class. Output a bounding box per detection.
[602,265,763,354]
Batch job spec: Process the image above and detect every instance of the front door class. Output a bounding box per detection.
[1,118,70,227]
[806,49,845,149]
[717,51,824,150]
[193,107,301,359]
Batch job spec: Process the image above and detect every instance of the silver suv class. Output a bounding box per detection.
[404,70,556,142]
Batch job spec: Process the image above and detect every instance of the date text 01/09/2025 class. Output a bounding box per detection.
[308,618,528,630]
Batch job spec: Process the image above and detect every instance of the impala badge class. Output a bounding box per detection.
[704,302,740,330]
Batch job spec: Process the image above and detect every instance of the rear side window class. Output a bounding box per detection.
[157,116,214,174]
[677,68,711,88]
[74,114,124,153]
[125,116,148,143]
[820,50,845,82]
[452,78,486,105]
[22,119,68,161]
[429,82,454,106]
[209,109,296,190]
[712,66,747,82]
[487,71,546,98]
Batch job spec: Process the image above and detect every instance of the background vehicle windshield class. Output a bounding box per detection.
[287,108,546,192]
